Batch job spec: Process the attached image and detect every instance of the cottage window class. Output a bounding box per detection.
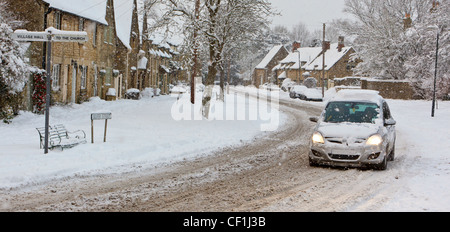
[54,12,62,29]
[104,26,113,45]
[81,66,88,90]
[104,26,108,43]
[79,18,85,31]
[52,64,61,90]
[93,23,97,47]
[109,26,113,44]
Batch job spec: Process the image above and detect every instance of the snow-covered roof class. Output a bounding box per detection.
[255,45,286,69]
[278,71,287,79]
[43,0,108,25]
[275,47,323,70]
[114,0,135,50]
[305,43,352,71]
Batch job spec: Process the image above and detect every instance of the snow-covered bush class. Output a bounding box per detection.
[141,87,161,98]
[281,78,294,92]
[125,88,141,100]
[31,70,46,114]
[0,1,30,122]
[303,77,317,88]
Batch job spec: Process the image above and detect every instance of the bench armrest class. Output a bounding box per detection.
[67,129,86,139]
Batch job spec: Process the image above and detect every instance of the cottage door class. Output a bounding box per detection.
[93,65,98,97]
[115,74,123,99]
[61,65,69,103]
[71,64,77,103]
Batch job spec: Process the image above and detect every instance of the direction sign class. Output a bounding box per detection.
[53,33,89,43]
[12,30,88,43]
[12,30,49,42]
[91,112,112,121]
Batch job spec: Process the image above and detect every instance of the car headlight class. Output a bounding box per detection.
[366,134,383,146]
[312,132,325,144]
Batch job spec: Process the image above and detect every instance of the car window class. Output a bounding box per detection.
[324,101,380,123]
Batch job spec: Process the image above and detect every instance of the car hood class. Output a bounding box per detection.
[317,122,380,139]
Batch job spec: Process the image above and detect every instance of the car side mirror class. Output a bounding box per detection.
[309,116,319,123]
[384,118,396,126]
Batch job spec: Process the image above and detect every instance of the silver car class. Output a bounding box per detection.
[309,90,396,170]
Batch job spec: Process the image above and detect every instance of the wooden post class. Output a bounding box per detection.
[104,119,108,142]
[44,34,52,154]
[91,119,94,144]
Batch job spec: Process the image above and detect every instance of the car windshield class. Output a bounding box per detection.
[323,101,380,123]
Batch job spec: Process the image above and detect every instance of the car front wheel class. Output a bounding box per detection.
[374,156,387,170]
[388,144,395,161]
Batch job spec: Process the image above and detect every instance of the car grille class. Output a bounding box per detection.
[329,154,360,160]
[325,137,365,145]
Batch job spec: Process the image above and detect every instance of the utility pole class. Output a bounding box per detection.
[322,23,326,98]
[191,0,200,104]
[432,29,439,117]
[296,49,301,84]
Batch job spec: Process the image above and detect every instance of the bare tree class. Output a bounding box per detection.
[163,0,274,117]
[289,22,311,45]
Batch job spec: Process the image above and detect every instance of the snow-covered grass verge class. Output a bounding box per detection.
[380,99,450,211]
[0,90,285,189]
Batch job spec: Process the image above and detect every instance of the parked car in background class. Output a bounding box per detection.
[290,85,307,99]
[308,90,396,170]
[290,85,323,102]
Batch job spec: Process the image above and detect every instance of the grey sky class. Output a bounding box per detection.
[268,0,351,31]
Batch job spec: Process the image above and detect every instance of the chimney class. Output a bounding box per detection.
[292,41,301,52]
[403,13,412,30]
[338,36,345,52]
[322,41,330,51]
[431,1,440,12]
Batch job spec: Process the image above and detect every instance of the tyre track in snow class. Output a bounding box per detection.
[1,91,405,212]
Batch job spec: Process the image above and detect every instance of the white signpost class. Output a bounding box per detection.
[91,113,112,144]
[13,28,88,154]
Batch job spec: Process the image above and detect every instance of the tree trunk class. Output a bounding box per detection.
[219,64,225,101]
[202,62,218,118]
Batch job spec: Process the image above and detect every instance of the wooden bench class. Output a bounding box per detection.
[36,124,87,150]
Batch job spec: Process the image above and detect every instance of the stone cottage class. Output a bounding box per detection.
[253,45,289,86]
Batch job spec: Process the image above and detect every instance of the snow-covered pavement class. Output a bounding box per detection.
[0,90,281,189]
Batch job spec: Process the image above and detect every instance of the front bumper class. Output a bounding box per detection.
[309,142,387,168]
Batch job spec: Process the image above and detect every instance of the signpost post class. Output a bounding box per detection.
[12,28,88,154]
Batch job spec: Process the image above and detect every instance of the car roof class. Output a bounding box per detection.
[330,90,384,105]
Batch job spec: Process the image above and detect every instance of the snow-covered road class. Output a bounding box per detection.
[1,87,449,212]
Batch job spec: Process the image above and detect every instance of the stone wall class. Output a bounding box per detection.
[361,78,415,100]
[335,77,416,100]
